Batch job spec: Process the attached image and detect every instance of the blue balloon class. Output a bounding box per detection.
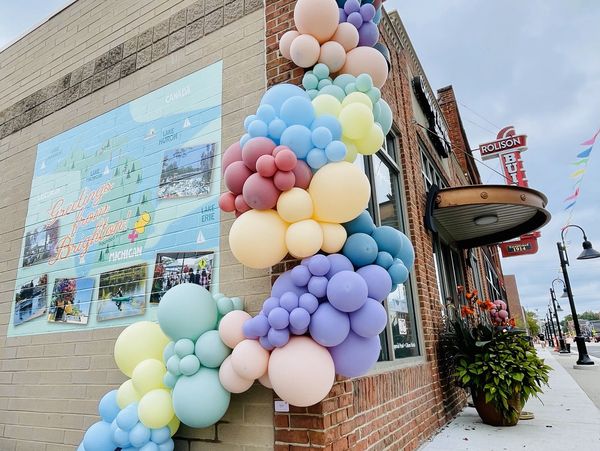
[83,421,116,451]
[166,355,181,376]
[248,119,268,137]
[311,114,342,140]
[344,210,375,235]
[98,390,120,423]
[313,63,330,80]
[113,427,131,448]
[333,74,356,90]
[162,341,175,364]
[366,87,381,105]
[371,226,403,257]
[268,118,286,141]
[77,443,86,451]
[116,403,139,431]
[342,233,379,268]
[150,427,171,445]
[378,99,393,135]
[307,89,319,100]
[373,5,382,24]
[174,338,195,358]
[345,82,357,94]
[355,74,373,93]
[311,126,333,149]
[302,72,319,90]
[317,78,332,89]
[372,101,382,123]
[375,251,394,269]
[129,422,151,447]
[260,83,310,115]
[307,148,328,169]
[309,303,350,347]
[325,141,346,162]
[280,96,315,127]
[140,442,159,451]
[319,84,346,102]
[388,261,409,285]
[158,439,175,451]
[280,124,313,159]
[243,114,257,130]
[111,419,119,433]
[256,104,276,123]
[398,233,415,270]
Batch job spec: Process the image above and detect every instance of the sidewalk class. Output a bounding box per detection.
[419,348,600,450]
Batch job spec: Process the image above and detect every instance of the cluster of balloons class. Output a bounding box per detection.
[339,0,379,47]
[490,299,510,325]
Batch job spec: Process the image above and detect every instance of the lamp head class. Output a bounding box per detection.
[560,287,568,298]
[577,239,600,260]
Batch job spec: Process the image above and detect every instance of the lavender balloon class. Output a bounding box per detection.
[326,254,354,278]
[309,303,350,347]
[347,11,363,29]
[326,271,368,312]
[291,265,311,287]
[329,331,381,377]
[259,335,274,351]
[268,327,290,348]
[280,292,299,312]
[299,293,319,314]
[349,298,387,338]
[307,254,331,276]
[308,276,328,298]
[289,307,311,330]
[358,21,379,47]
[272,271,308,298]
[360,3,376,21]
[356,265,392,302]
[344,0,361,15]
[339,8,347,23]
[268,307,290,330]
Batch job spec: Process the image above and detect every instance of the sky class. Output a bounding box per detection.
[1,1,599,321]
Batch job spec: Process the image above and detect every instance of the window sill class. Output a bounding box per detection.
[367,355,428,377]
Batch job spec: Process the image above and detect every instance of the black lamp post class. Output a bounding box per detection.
[544,320,552,347]
[557,224,600,365]
[546,311,557,349]
[550,279,569,353]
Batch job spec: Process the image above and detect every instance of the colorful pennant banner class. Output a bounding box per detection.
[563,128,598,218]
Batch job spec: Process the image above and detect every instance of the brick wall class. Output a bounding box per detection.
[0,1,275,450]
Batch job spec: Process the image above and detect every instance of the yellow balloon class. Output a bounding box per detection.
[312,94,342,117]
[229,209,288,269]
[339,103,373,140]
[341,91,372,109]
[138,388,174,429]
[167,415,180,436]
[132,358,167,396]
[320,222,347,253]
[285,219,324,258]
[116,379,141,409]
[343,141,358,163]
[309,162,371,223]
[277,188,314,223]
[355,123,385,156]
[114,321,170,377]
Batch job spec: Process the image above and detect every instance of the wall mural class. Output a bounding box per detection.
[8,61,223,337]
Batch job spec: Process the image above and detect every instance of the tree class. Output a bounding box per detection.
[525,310,540,336]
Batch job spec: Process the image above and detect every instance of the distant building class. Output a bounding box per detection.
[504,274,527,329]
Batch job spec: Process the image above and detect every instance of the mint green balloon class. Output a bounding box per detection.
[174,338,195,358]
[172,368,231,428]
[162,341,175,364]
[195,330,231,368]
[163,371,178,388]
[179,355,200,376]
[166,355,181,376]
[216,297,234,316]
[231,297,244,311]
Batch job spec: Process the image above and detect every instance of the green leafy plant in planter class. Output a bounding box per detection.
[446,289,551,426]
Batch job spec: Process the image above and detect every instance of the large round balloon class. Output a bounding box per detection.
[114,322,170,378]
[260,84,310,115]
[329,331,381,377]
[340,46,389,88]
[172,368,231,428]
[157,284,218,341]
[98,390,120,423]
[195,330,231,368]
[231,339,270,380]
[218,310,252,349]
[219,355,254,393]
[138,388,174,429]
[229,209,288,269]
[308,162,370,223]
[82,421,115,451]
[269,337,335,407]
[116,379,141,409]
[294,0,339,44]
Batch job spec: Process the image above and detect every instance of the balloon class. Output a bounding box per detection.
[286,219,324,258]
[342,232,378,267]
[268,327,291,347]
[231,339,270,380]
[311,127,333,149]
[166,355,181,376]
[312,94,342,118]
[258,369,273,389]
[309,303,350,347]
[268,306,290,329]
[398,232,415,270]
[292,160,313,189]
[349,298,387,338]
[216,296,234,315]
[174,338,195,358]
[222,142,242,173]
[357,265,392,302]
[138,389,174,429]
[378,98,393,134]
[307,148,328,169]
[341,46,389,88]
[318,41,346,73]
[179,355,201,376]
[98,390,120,423]
[289,307,311,330]
[311,115,342,140]
[388,261,409,285]
[280,124,313,159]
[273,170,296,191]
[354,124,384,155]
[132,359,167,395]
[360,3,376,21]
[242,173,280,210]
[320,222,347,253]
[242,137,277,171]
[358,21,379,47]
[329,331,381,377]
[339,103,373,140]
[332,22,359,52]
[219,355,254,393]
[116,402,139,431]
[275,188,313,224]
[280,292,300,312]
[167,415,180,436]
[274,147,298,171]
[269,337,335,407]
[326,253,354,278]
[289,34,320,67]
[114,322,170,378]
[82,421,115,451]
[327,270,368,312]
[309,162,370,223]
[272,271,309,298]
[224,161,252,195]
[116,380,141,409]
[157,284,218,341]
[307,275,328,298]
[299,293,319,314]
[279,30,300,59]
[129,422,151,447]
[113,426,131,448]
[235,195,250,214]
[344,210,375,235]
[151,427,171,445]
[294,0,339,44]
[303,72,319,90]
[319,84,346,102]
[324,141,346,162]
[342,92,372,109]
[256,154,277,178]
[229,209,288,269]
[158,442,174,451]
[172,368,230,428]
[219,192,236,212]
[260,84,310,115]
[371,226,401,256]
[218,310,252,348]
[195,330,231,368]
[307,254,330,276]
[291,264,312,287]
[280,96,315,127]
[375,251,394,269]
[163,371,178,388]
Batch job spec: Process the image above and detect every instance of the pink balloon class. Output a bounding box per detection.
[332,23,359,52]
[242,137,277,171]
[268,336,335,407]
[279,30,300,60]
[290,34,321,68]
[274,148,298,172]
[294,0,340,44]
[318,41,347,73]
[224,161,252,195]
[243,173,281,210]
[340,46,389,88]
[218,311,252,349]
[235,194,250,214]
[256,154,278,178]
[231,339,271,380]
[222,141,242,174]
[292,161,313,189]
[219,192,236,212]
[273,171,296,191]
[219,356,254,394]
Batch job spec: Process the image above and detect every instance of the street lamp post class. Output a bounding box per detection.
[544,321,552,347]
[550,280,568,353]
[557,224,600,365]
[546,311,557,349]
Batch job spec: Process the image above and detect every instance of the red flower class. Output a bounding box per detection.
[461,306,475,317]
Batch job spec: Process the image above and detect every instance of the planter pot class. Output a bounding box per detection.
[471,389,522,427]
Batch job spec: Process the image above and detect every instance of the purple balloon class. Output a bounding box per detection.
[356,265,392,302]
[299,293,319,314]
[262,297,280,315]
[289,307,311,330]
[339,8,347,23]
[268,307,290,330]
[291,265,311,287]
[268,327,290,348]
[349,298,387,338]
[290,326,308,335]
[329,331,381,377]
[308,276,328,298]
[259,335,274,351]
[309,303,350,347]
[280,292,299,312]
[253,314,270,336]
[358,21,379,47]
[272,271,308,298]
[307,254,331,276]
[243,318,259,339]
[360,3,376,21]
[347,11,363,29]
[326,254,354,279]
[326,271,368,313]
[344,0,361,15]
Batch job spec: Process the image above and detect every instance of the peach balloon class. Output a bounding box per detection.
[268,337,335,407]
[219,356,254,394]
[258,369,273,389]
[320,222,347,254]
[318,41,346,73]
[340,47,389,88]
[231,339,271,380]
[289,34,321,68]
[294,0,339,44]
[285,219,324,258]
[219,310,252,349]
[277,187,313,223]
[332,23,359,52]
[279,30,300,60]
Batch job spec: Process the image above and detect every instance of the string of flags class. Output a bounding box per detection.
[563,128,598,212]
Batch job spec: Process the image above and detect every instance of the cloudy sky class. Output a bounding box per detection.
[2,1,599,320]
